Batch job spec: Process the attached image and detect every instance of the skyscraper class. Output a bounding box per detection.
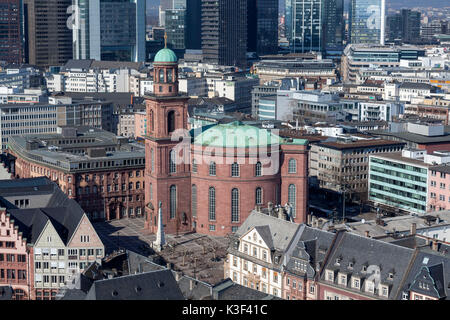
[247,0,279,56]
[72,0,146,62]
[285,0,324,53]
[349,0,386,45]
[401,9,421,44]
[165,7,186,51]
[323,0,344,51]
[24,0,73,67]
[201,0,247,68]
[0,0,23,64]
[185,0,202,50]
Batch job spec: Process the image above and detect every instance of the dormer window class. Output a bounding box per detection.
[348,262,354,269]
[388,272,394,280]
[339,274,347,286]
[326,270,334,282]
[274,256,280,264]
[353,278,360,289]
[381,286,389,297]
[362,265,367,272]
[335,257,341,265]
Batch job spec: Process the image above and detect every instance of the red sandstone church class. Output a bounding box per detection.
[144,46,309,236]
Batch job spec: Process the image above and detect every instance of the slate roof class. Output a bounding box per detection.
[235,211,301,252]
[212,279,281,300]
[0,177,70,210]
[399,251,450,300]
[7,200,85,245]
[85,269,185,300]
[321,232,416,299]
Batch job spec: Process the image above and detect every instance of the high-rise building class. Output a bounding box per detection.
[387,13,403,42]
[201,0,247,68]
[23,0,73,67]
[72,0,146,62]
[285,0,324,53]
[401,9,421,44]
[0,0,23,65]
[323,0,344,51]
[386,9,421,44]
[165,5,186,52]
[247,0,279,56]
[185,0,202,50]
[349,0,385,45]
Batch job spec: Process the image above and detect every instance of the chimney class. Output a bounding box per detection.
[410,223,417,235]
[365,230,370,238]
[175,272,181,281]
[189,279,195,291]
[166,262,171,270]
[307,214,312,225]
[432,239,439,252]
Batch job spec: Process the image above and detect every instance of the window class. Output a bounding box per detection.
[209,224,216,231]
[192,185,197,218]
[231,188,239,222]
[80,235,90,243]
[253,247,257,257]
[288,184,296,218]
[353,278,360,289]
[262,251,267,261]
[209,162,216,176]
[192,159,198,173]
[244,261,248,271]
[382,286,388,297]
[209,187,216,220]
[255,162,262,177]
[231,162,240,177]
[233,257,238,267]
[168,111,175,134]
[170,185,177,219]
[151,148,154,173]
[243,244,248,253]
[169,150,176,173]
[309,285,315,294]
[288,159,297,173]
[273,272,278,283]
[255,187,262,205]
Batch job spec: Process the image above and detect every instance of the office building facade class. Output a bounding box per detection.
[72,0,146,62]
[23,0,73,67]
[0,0,23,65]
[286,0,324,53]
[349,0,385,45]
[247,0,279,56]
[201,0,247,68]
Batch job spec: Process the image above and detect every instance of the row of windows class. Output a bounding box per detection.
[192,159,298,176]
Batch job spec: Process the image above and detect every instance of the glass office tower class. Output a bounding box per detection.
[73,0,146,62]
[286,0,324,53]
[247,0,279,56]
[323,0,344,51]
[349,0,386,45]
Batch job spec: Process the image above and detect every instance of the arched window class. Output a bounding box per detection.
[231,162,240,177]
[159,69,165,83]
[209,187,216,221]
[288,184,296,218]
[192,185,197,218]
[231,188,239,222]
[192,158,198,173]
[288,158,297,173]
[150,183,153,200]
[170,185,177,219]
[169,149,176,173]
[168,110,175,134]
[150,110,154,132]
[136,182,140,189]
[256,187,262,205]
[255,161,262,177]
[167,69,173,82]
[151,148,154,173]
[209,161,216,176]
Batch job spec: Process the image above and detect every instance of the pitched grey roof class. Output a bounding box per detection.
[0,177,70,210]
[85,269,185,300]
[235,211,301,252]
[321,232,415,299]
[8,202,85,245]
[212,279,281,300]
[254,225,274,250]
[399,251,450,300]
[399,82,437,90]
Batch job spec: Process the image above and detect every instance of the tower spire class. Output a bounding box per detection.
[164,32,168,48]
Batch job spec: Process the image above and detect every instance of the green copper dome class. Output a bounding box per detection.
[154,48,178,63]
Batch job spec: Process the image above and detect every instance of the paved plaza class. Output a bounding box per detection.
[93,218,230,284]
